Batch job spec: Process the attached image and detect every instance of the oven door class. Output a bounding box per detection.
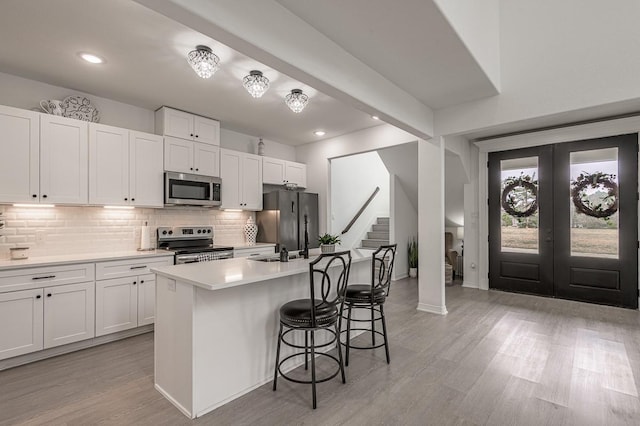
[165,172,221,207]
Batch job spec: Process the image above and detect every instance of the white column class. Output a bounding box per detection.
[417,137,447,315]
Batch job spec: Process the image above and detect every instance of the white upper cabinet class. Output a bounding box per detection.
[89,123,129,205]
[156,106,220,145]
[220,149,263,210]
[0,106,39,203]
[164,136,219,177]
[130,131,164,207]
[262,156,307,188]
[40,115,88,205]
[89,124,163,207]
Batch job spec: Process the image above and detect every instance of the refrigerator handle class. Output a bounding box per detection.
[291,201,295,213]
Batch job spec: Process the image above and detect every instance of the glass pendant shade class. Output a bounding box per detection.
[243,70,270,98]
[285,89,309,113]
[187,45,220,79]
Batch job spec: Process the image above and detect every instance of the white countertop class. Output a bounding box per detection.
[152,249,369,291]
[0,250,174,270]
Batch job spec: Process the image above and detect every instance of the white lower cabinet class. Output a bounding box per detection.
[43,281,95,349]
[233,246,276,258]
[0,289,44,360]
[95,273,156,336]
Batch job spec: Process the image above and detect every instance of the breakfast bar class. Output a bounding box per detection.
[151,250,369,419]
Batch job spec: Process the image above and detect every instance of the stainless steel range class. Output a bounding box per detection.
[157,226,234,264]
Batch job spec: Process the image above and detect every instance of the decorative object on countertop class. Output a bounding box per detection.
[284,182,298,191]
[408,237,418,278]
[318,233,341,253]
[244,216,258,245]
[60,95,100,122]
[187,45,220,79]
[243,70,270,98]
[285,89,309,113]
[138,221,153,251]
[257,137,265,156]
[279,247,288,262]
[40,99,64,116]
[10,246,29,260]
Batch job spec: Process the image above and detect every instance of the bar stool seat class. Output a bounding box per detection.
[280,299,338,327]
[344,285,387,303]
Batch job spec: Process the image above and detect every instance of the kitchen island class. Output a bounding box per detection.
[151,249,370,419]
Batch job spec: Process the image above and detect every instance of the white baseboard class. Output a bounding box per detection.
[417,303,448,315]
[462,280,479,289]
[155,384,193,419]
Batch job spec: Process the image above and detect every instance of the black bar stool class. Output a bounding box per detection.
[272,250,352,409]
[341,244,397,366]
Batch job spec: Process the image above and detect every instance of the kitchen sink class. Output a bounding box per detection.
[248,253,301,262]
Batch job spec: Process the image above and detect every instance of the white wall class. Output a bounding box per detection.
[0,71,155,133]
[462,144,480,288]
[330,152,389,249]
[296,124,418,234]
[220,128,296,160]
[433,0,501,91]
[390,174,418,279]
[0,205,252,260]
[436,0,640,137]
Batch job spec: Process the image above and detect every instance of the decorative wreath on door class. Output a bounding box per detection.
[570,172,618,218]
[501,174,538,218]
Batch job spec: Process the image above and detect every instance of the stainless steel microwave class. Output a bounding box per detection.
[164,172,221,207]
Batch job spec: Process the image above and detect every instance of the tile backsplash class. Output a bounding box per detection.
[0,205,253,259]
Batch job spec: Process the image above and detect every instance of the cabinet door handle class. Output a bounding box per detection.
[42,194,47,198]
[36,295,41,299]
[133,281,137,285]
[124,198,128,201]
[130,266,146,270]
[32,275,56,280]
[140,280,144,284]
[47,293,52,297]
[190,133,194,137]
[32,194,37,198]
[190,167,194,171]
[131,198,135,201]
[195,168,199,171]
[195,134,199,138]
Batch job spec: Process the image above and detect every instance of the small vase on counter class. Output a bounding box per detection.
[244,217,258,245]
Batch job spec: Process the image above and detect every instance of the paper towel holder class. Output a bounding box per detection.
[137,221,155,251]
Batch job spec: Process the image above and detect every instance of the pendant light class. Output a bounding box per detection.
[187,45,220,79]
[243,70,270,98]
[285,89,309,113]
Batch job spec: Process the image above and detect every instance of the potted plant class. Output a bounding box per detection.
[318,233,341,253]
[408,237,418,278]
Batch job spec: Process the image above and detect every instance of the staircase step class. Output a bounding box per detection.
[368,231,389,239]
[361,238,390,248]
[377,217,389,225]
[372,224,389,232]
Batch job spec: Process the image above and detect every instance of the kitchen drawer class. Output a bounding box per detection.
[0,263,95,293]
[95,256,173,280]
[234,246,276,258]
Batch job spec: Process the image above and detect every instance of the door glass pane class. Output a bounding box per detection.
[570,148,618,258]
[500,157,539,253]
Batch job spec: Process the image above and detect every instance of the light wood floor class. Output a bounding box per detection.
[2,279,640,425]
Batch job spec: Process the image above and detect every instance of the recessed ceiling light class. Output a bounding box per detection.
[314,130,326,136]
[79,53,104,64]
[371,115,380,120]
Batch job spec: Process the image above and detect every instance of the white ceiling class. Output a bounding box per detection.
[0,0,381,145]
[276,0,498,109]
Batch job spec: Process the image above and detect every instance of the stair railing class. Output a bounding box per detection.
[341,186,380,235]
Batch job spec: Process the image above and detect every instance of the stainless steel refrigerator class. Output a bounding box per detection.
[256,191,319,252]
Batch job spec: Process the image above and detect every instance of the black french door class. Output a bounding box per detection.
[489,134,638,308]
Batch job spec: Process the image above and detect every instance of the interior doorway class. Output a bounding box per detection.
[488,134,638,308]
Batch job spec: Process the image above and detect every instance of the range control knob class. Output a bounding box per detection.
[197,229,202,234]
[168,230,173,235]
[207,229,212,234]
[162,230,167,235]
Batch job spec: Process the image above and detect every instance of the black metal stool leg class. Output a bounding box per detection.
[370,304,376,345]
[380,304,390,364]
[345,305,353,367]
[335,322,346,383]
[304,330,309,370]
[310,329,317,409]
[273,322,283,390]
